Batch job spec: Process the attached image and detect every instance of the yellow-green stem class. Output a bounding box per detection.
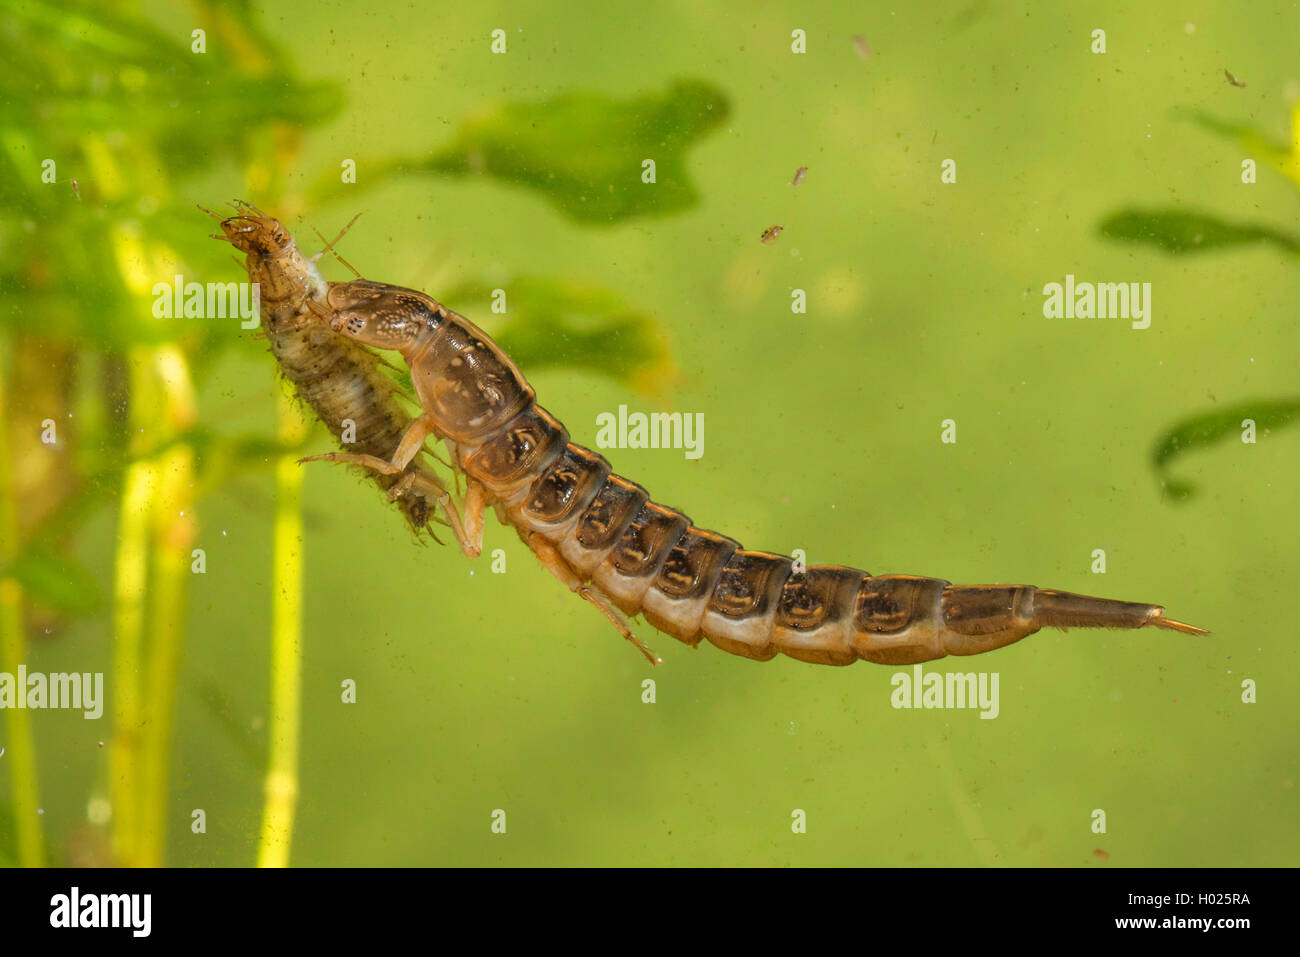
[257,378,307,867]
[137,346,196,867]
[0,340,45,867]
[109,346,161,867]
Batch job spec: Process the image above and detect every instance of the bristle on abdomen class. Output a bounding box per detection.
[1145,611,1210,636]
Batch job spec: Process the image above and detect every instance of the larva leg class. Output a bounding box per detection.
[520,530,662,665]
[309,213,364,277]
[300,412,438,475]
[301,451,403,474]
[308,456,481,559]
[297,410,482,555]
[444,440,465,497]
[577,585,662,666]
[461,479,487,554]
[388,470,487,560]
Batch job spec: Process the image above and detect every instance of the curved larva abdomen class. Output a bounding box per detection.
[310,269,1208,663]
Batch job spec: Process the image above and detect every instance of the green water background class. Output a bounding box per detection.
[5,0,1298,865]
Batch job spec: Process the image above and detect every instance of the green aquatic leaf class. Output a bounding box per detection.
[1098,209,1300,256]
[1179,108,1292,167]
[0,0,343,352]
[437,276,677,394]
[312,80,729,224]
[0,1,343,211]
[1151,398,1300,501]
[3,541,104,616]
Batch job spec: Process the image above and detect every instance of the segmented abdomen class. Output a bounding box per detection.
[453,401,1160,665]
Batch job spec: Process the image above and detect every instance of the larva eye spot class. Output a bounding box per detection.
[347,317,365,336]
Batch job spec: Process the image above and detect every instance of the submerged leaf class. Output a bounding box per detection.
[1151,398,1300,501]
[438,276,677,394]
[1180,108,1293,167]
[0,2,342,211]
[312,81,729,223]
[1177,105,1300,188]
[0,0,343,351]
[1098,209,1300,256]
[4,541,104,616]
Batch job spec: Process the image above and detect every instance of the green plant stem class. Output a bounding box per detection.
[257,378,307,867]
[137,346,196,867]
[0,339,45,867]
[109,345,161,867]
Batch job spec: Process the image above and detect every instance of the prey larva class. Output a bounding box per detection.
[208,202,460,540]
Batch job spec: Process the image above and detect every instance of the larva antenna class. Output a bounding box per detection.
[232,198,267,217]
[310,212,364,278]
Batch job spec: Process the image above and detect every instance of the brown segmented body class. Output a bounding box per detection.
[310,276,1207,666]
[209,204,440,533]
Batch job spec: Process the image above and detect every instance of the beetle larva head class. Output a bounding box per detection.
[324,279,430,352]
[218,212,292,257]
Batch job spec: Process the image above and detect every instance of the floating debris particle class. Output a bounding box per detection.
[852,36,872,60]
[791,166,807,186]
[1224,69,1246,88]
[760,224,784,244]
